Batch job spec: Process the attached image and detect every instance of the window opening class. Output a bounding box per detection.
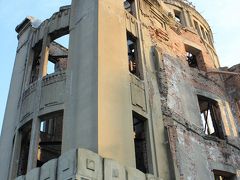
[194,20,201,36]
[132,112,152,173]
[206,31,213,46]
[127,32,142,78]
[124,0,135,16]
[185,45,205,70]
[47,35,69,76]
[17,122,32,176]
[213,170,236,180]
[174,10,182,24]
[40,119,54,135]
[206,31,210,43]
[30,42,42,84]
[186,51,198,68]
[197,95,224,139]
[37,111,63,167]
[200,26,207,39]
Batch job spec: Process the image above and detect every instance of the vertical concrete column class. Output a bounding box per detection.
[98,0,135,167]
[0,25,32,180]
[27,25,49,171]
[27,118,40,171]
[41,37,51,77]
[62,0,99,152]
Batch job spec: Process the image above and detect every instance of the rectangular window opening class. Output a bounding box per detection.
[200,26,207,39]
[30,42,42,84]
[186,51,198,68]
[124,0,136,16]
[197,95,224,139]
[37,111,63,167]
[206,31,214,46]
[174,10,182,24]
[132,112,152,173]
[210,34,214,46]
[17,121,32,176]
[194,20,201,36]
[185,45,205,70]
[47,34,69,76]
[206,31,210,43]
[127,32,142,79]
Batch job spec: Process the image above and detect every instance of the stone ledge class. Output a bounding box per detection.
[15,148,158,180]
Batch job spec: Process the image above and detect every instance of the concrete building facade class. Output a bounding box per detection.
[0,0,240,179]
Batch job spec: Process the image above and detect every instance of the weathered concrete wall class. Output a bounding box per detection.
[1,0,240,179]
[14,148,158,180]
[0,19,33,180]
[98,0,136,167]
[62,0,99,153]
[137,0,240,179]
[225,64,240,134]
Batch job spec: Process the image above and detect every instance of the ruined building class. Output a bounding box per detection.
[0,0,240,179]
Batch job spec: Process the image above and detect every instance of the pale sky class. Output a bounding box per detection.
[0,0,240,134]
[190,0,240,67]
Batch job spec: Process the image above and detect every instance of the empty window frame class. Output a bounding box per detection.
[193,20,201,36]
[200,26,207,40]
[132,112,152,173]
[206,31,213,46]
[124,0,136,16]
[186,51,198,68]
[30,42,42,84]
[185,45,205,70]
[205,31,210,43]
[17,122,32,176]
[174,10,183,24]
[47,35,69,76]
[127,32,142,79]
[37,111,63,167]
[197,95,224,139]
[128,34,138,75]
[213,170,236,180]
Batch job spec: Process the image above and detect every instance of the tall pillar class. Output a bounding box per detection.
[98,0,135,167]
[0,19,33,180]
[62,0,99,152]
[27,23,50,171]
[63,0,136,167]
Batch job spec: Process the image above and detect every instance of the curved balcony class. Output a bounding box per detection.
[20,71,66,123]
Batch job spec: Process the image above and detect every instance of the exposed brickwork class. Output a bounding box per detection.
[140,0,240,179]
